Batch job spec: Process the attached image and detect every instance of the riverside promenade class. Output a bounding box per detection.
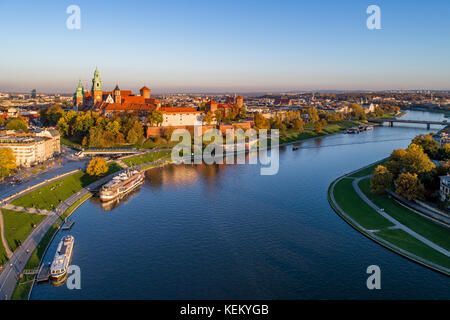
[328,169,450,276]
[0,171,119,300]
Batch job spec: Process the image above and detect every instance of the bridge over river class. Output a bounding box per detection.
[368,118,448,129]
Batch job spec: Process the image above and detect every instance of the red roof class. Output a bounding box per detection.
[159,107,202,114]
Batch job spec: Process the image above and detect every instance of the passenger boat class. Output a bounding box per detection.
[50,235,74,280]
[99,169,144,202]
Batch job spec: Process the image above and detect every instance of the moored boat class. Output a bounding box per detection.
[99,169,144,202]
[50,235,74,281]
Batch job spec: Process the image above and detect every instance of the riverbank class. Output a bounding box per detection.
[328,162,450,276]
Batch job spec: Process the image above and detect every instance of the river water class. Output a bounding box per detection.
[31,111,450,299]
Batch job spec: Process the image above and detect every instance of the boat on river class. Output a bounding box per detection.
[50,235,74,281]
[99,169,144,202]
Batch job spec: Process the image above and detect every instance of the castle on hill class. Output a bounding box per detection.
[73,67,160,115]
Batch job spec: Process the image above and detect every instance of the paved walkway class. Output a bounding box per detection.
[0,210,12,258]
[0,171,120,300]
[329,174,450,275]
[353,175,450,257]
[1,204,54,216]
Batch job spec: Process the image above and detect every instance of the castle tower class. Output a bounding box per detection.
[114,84,121,104]
[74,79,84,109]
[91,67,103,104]
[140,86,151,99]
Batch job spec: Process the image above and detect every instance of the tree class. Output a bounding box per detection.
[395,172,425,201]
[306,107,319,123]
[86,157,108,176]
[147,110,163,126]
[6,117,28,132]
[411,134,440,159]
[254,113,270,130]
[0,147,16,177]
[370,165,393,194]
[291,118,304,131]
[315,121,323,133]
[214,110,223,124]
[203,111,214,125]
[126,120,144,144]
[46,105,65,125]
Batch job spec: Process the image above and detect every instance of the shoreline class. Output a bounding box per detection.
[328,163,450,277]
[8,119,381,299]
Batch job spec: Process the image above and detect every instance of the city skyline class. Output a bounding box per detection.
[1,0,450,93]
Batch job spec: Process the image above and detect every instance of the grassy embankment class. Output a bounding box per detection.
[329,162,450,273]
[122,150,172,167]
[11,192,92,300]
[279,120,363,145]
[11,163,121,211]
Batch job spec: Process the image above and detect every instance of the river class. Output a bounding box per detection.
[31,111,450,299]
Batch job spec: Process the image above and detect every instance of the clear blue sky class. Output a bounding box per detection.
[0,0,449,93]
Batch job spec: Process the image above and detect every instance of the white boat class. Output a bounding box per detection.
[99,170,144,202]
[50,235,74,280]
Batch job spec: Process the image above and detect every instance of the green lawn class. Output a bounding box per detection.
[349,160,386,178]
[11,163,120,211]
[122,150,171,167]
[11,193,92,300]
[0,240,7,266]
[332,178,394,230]
[375,228,450,269]
[2,210,46,252]
[359,178,450,252]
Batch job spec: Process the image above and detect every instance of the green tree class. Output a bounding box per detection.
[411,134,440,159]
[126,120,144,144]
[6,117,28,132]
[147,110,163,126]
[86,157,108,176]
[370,165,393,194]
[0,147,16,177]
[395,172,425,201]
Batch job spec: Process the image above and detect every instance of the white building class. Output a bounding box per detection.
[439,175,450,201]
[0,129,61,167]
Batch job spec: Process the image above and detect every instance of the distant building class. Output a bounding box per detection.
[31,89,37,99]
[439,175,450,201]
[0,129,60,167]
[361,103,376,114]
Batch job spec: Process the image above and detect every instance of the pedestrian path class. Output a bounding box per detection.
[353,175,450,257]
[0,210,12,258]
[0,204,54,216]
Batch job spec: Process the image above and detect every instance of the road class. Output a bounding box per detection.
[0,146,88,200]
[0,171,119,300]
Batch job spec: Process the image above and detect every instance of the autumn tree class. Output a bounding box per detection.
[315,121,323,133]
[395,172,425,201]
[0,147,16,178]
[306,107,319,123]
[203,111,214,125]
[6,117,28,132]
[86,157,109,176]
[370,165,393,194]
[254,113,270,130]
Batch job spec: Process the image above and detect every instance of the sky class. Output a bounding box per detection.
[0,0,449,94]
